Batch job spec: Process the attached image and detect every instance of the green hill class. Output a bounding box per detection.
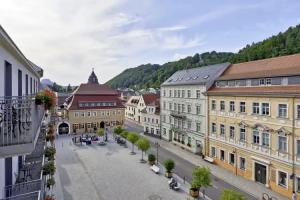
[106,24,300,89]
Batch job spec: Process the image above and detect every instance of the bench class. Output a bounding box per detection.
[150,165,160,174]
[204,156,214,163]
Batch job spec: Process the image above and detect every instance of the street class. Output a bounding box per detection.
[124,120,257,200]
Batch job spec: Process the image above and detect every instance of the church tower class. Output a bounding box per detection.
[88,68,99,84]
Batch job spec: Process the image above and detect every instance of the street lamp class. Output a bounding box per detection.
[155,141,160,165]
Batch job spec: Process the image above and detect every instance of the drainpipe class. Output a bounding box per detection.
[205,94,210,157]
[292,97,295,193]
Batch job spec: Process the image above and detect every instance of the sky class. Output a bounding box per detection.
[1,0,300,85]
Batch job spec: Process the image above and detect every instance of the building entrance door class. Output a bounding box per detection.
[254,162,267,184]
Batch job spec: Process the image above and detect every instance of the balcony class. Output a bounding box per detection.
[170,111,186,119]
[0,96,45,157]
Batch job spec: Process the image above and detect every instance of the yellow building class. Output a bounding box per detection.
[206,54,300,199]
[63,70,125,134]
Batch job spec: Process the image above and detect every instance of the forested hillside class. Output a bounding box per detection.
[106,24,300,89]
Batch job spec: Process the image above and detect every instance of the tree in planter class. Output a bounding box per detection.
[45,147,56,160]
[120,131,129,147]
[47,177,56,190]
[190,167,211,198]
[43,161,56,176]
[221,189,245,200]
[97,128,105,144]
[127,132,140,155]
[164,159,175,178]
[136,138,150,163]
[114,126,123,137]
[148,154,156,165]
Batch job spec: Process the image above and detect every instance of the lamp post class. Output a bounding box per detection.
[155,141,160,165]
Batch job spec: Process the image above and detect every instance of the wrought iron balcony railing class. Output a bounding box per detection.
[0,96,45,157]
[170,111,186,119]
[3,180,41,200]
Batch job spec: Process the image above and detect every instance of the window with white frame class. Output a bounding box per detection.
[187,121,192,130]
[262,103,270,115]
[174,103,177,111]
[144,117,146,122]
[229,126,235,139]
[81,112,85,117]
[163,128,166,135]
[169,90,172,97]
[187,90,191,98]
[229,153,235,165]
[178,104,181,113]
[163,90,166,96]
[220,101,225,111]
[187,105,191,113]
[211,123,217,134]
[278,135,287,152]
[211,147,216,157]
[266,78,272,85]
[178,90,181,98]
[259,78,266,85]
[174,90,177,97]
[196,122,201,132]
[229,101,235,112]
[278,104,287,118]
[196,90,201,98]
[93,111,97,117]
[182,90,185,98]
[278,171,287,187]
[239,102,246,113]
[297,140,300,156]
[253,129,260,144]
[240,127,246,141]
[220,124,225,137]
[262,131,270,147]
[240,157,246,170]
[196,105,201,115]
[252,102,260,114]
[211,100,216,110]
[220,150,225,161]
[169,102,172,110]
[75,112,79,117]
[163,101,166,109]
[182,104,185,112]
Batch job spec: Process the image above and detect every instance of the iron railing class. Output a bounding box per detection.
[0,96,44,148]
[3,180,41,199]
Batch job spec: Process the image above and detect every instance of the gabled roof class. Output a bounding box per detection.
[218,54,300,81]
[161,63,230,89]
[75,83,118,95]
[142,94,160,106]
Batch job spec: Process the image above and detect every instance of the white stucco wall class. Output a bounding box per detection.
[160,84,208,153]
[0,45,40,97]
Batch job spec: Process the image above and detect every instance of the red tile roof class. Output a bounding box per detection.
[75,83,118,95]
[142,94,160,106]
[218,53,300,80]
[68,95,125,110]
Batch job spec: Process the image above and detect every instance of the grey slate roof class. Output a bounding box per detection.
[161,62,230,90]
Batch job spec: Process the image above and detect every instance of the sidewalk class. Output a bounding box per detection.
[142,134,289,200]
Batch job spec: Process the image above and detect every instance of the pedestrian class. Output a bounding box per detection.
[292,191,296,200]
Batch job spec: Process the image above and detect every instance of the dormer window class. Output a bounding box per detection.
[266,78,272,85]
[259,79,265,85]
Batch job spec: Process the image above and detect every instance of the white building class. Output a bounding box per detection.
[140,94,160,137]
[125,96,141,123]
[160,63,230,154]
[0,25,44,199]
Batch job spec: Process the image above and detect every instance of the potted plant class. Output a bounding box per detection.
[47,177,56,190]
[127,132,140,155]
[45,146,56,160]
[190,167,211,198]
[43,161,56,176]
[45,195,55,200]
[97,128,105,145]
[136,138,150,163]
[35,92,44,105]
[221,189,245,200]
[148,154,156,165]
[164,159,175,178]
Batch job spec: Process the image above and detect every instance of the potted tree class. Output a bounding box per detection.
[120,131,129,147]
[164,159,175,178]
[47,177,56,190]
[190,167,211,198]
[97,128,105,145]
[114,126,123,138]
[221,189,245,200]
[43,161,56,177]
[45,146,56,161]
[136,138,150,163]
[127,132,140,155]
[148,154,156,165]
